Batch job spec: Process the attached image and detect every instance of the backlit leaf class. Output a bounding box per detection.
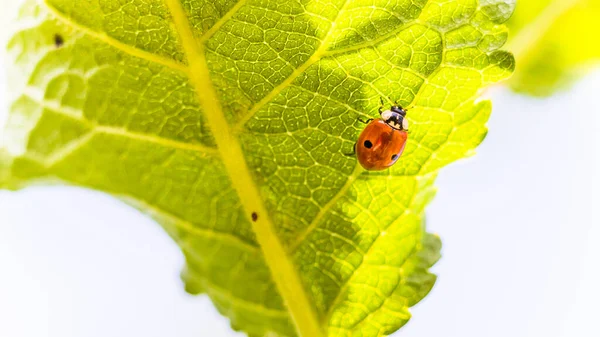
[0,0,514,336]
[506,0,600,96]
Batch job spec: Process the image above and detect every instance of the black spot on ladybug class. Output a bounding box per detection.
[54,34,64,48]
[391,154,398,161]
[251,212,258,222]
[364,140,373,149]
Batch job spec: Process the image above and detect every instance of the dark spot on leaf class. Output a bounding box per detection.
[54,34,64,48]
[364,140,373,149]
[251,212,258,222]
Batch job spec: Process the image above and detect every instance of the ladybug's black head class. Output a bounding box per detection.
[390,105,407,117]
[381,107,409,131]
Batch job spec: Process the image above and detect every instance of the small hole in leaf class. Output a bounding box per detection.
[364,140,373,149]
[54,34,64,48]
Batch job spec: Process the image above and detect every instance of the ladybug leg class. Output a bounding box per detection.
[357,117,374,124]
[380,96,402,111]
[344,142,356,156]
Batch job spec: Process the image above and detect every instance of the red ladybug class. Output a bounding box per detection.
[353,102,409,171]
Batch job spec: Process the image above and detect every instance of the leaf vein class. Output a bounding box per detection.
[132,198,260,253]
[22,93,219,155]
[201,277,290,317]
[289,164,363,252]
[322,207,420,327]
[199,0,248,43]
[162,0,325,336]
[233,0,355,130]
[43,0,188,74]
[24,132,95,167]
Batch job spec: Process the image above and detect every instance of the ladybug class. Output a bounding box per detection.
[352,100,409,171]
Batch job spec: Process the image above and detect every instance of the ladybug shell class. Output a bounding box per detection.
[356,119,408,171]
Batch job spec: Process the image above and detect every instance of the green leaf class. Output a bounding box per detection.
[0,149,13,187]
[1,0,514,336]
[506,0,600,96]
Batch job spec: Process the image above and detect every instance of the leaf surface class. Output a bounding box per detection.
[506,0,600,96]
[0,0,514,336]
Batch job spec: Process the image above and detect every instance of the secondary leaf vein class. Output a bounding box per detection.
[199,0,248,43]
[23,93,219,156]
[43,0,189,74]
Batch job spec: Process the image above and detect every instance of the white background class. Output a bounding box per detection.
[1,1,598,336]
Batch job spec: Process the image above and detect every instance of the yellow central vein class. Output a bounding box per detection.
[162,1,324,336]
